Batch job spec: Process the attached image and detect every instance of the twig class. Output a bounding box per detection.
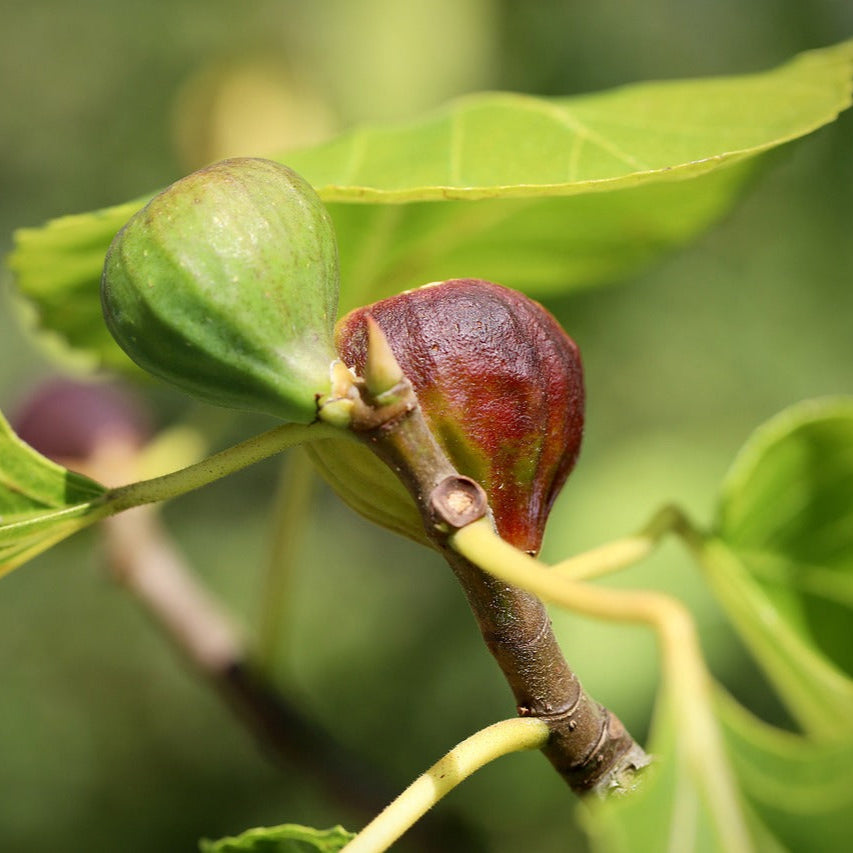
[342,330,650,794]
[105,421,341,513]
[101,505,389,812]
[99,484,485,851]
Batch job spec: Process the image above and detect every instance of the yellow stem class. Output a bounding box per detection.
[342,717,549,853]
[549,504,687,582]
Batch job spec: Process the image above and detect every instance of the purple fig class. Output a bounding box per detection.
[13,379,152,464]
[331,279,584,554]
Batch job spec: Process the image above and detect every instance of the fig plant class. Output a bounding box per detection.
[101,156,647,799]
[2,40,853,853]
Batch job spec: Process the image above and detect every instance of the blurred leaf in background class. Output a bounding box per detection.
[1,1,853,851]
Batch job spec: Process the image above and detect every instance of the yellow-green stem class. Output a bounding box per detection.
[550,504,688,582]
[105,421,342,513]
[342,717,549,853]
[256,447,317,670]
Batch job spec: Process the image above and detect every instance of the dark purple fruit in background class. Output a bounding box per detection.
[336,279,584,554]
[13,379,152,463]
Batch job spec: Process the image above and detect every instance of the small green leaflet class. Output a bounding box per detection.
[0,408,107,576]
[710,397,853,739]
[199,823,355,853]
[7,39,853,368]
[9,197,148,372]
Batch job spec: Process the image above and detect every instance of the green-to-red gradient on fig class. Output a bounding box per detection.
[336,279,584,554]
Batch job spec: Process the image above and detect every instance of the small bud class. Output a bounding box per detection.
[362,315,404,399]
[317,360,358,427]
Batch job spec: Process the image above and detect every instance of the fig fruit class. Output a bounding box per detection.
[13,379,152,463]
[102,158,338,423]
[311,279,585,554]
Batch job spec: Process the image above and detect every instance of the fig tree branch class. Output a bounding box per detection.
[101,499,485,852]
[451,518,752,852]
[101,503,395,817]
[343,332,650,795]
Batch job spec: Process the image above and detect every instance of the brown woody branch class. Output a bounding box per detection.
[101,501,486,851]
[350,377,649,795]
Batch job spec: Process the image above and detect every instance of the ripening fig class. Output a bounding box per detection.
[13,379,152,464]
[101,158,339,423]
[312,279,585,555]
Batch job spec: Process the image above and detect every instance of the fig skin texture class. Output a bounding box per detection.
[336,278,584,555]
[101,158,339,423]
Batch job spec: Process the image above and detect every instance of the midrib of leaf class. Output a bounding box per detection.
[0,501,106,532]
[530,96,652,176]
[741,550,853,607]
[665,762,699,853]
[700,538,853,738]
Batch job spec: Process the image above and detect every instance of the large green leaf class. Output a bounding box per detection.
[0,408,107,576]
[708,397,853,739]
[325,159,756,310]
[199,824,354,853]
[7,40,852,368]
[290,38,853,201]
[583,686,853,852]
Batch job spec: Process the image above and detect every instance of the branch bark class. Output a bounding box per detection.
[350,377,649,794]
[101,502,486,852]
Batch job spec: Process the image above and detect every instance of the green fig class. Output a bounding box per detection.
[101,158,338,423]
[310,278,585,554]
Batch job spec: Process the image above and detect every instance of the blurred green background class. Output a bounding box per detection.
[1,2,852,851]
